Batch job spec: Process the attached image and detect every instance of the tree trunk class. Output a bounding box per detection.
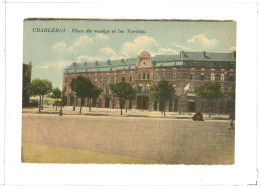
[80,98,83,114]
[89,98,92,111]
[41,96,43,110]
[73,97,75,111]
[125,100,127,113]
[39,96,41,107]
[164,100,166,116]
[209,101,211,118]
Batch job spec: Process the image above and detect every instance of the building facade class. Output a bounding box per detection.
[62,50,236,114]
[22,63,32,107]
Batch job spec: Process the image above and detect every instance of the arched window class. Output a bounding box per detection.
[147,73,150,79]
[143,73,146,79]
[138,73,141,79]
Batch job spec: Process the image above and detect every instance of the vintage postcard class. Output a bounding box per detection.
[22,19,236,165]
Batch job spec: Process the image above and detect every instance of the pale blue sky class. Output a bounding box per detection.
[23,19,236,88]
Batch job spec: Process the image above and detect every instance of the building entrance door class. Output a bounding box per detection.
[137,96,149,110]
[105,98,110,108]
[187,101,196,112]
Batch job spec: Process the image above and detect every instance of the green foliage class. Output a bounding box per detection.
[196,81,223,101]
[150,80,175,101]
[27,78,53,97]
[91,85,103,100]
[225,86,235,101]
[70,76,93,99]
[50,87,62,100]
[70,76,102,113]
[110,82,135,100]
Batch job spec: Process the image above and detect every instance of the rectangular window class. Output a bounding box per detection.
[229,74,234,82]
[106,87,109,94]
[107,76,110,83]
[189,86,195,93]
[130,75,133,82]
[162,73,166,80]
[100,77,104,83]
[156,73,159,81]
[211,73,215,81]
[113,76,117,83]
[122,76,125,82]
[190,73,194,80]
[65,77,67,83]
[221,74,225,81]
[94,77,97,83]
[201,73,204,81]
[138,85,142,92]
[173,73,177,80]
[145,85,149,92]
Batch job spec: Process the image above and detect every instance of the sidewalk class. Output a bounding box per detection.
[22,106,230,121]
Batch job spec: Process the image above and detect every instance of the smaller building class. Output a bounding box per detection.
[22,63,32,107]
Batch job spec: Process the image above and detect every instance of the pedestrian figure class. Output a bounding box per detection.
[60,107,62,116]
[229,119,234,130]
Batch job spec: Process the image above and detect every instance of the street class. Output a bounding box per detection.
[22,110,234,164]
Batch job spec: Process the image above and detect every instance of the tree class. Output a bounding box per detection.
[196,81,223,118]
[225,86,235,120]
[70,76,93,114]
[150,80,175,116]
[27,78,52,108]
[89,85,102,111]
[110,82,135,115]
[50,87,62,110]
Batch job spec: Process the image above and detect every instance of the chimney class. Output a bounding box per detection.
[203,51,206,57]
[84,61,88,67]
[121,59,124,63]
[72,62,76,67]
[107,59,111,65]
[233,51,236,59]
[95,61,99,66]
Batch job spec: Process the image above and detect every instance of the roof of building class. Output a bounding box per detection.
[182,51,236,62]
[64,51,235,73]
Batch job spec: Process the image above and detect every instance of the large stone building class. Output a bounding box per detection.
[62,50,236,114]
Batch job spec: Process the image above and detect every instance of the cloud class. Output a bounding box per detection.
[51,42,67,53]
[158,48,178,55]
[172,42,195,51]
[187,34,217,50]
[96,33,109,40]
[121,36,160,57]
[52,35,93,54]
[73,35,93,47]
[39,60,71,69]
[229,46,236,51]
[100,47,116,55]
[77,55,105,62]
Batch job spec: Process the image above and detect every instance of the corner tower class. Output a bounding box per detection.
[136,50,152,68]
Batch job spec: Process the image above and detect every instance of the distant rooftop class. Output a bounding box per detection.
[64,51,236,73]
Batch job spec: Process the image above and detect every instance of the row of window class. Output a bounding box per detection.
[94,76,134,83]
[65,72,234,84]
[137,84,150,92]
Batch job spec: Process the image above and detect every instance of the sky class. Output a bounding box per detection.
[23,19,236,89]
